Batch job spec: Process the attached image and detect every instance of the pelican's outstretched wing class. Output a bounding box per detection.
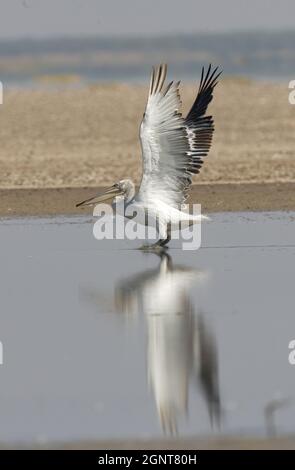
[185,64,221,182]
[137,64,221,207]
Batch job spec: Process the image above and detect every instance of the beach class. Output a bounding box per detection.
[0,77,294,215]
[3,435,295,450]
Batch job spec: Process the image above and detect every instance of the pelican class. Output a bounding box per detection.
[77,64,221,249]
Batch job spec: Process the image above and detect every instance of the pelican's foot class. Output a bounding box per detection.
[138,242,168,252]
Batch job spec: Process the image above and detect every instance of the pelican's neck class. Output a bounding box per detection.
[113,181,136,206]
[125,180,136,202]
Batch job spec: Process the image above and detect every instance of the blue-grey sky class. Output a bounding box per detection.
[0,0,295,39]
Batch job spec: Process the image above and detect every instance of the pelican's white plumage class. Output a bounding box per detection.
[77,63,221,248]
[137,63,221,211]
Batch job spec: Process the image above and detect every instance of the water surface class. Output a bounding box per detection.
[0,211,294,444]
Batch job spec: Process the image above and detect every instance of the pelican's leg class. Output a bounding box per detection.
[158,234,171,247]
[158,224,171,247]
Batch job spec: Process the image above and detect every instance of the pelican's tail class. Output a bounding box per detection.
[190,213,211,223]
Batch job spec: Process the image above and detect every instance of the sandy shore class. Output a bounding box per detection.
[2,435,295,450]
[1,78,295,188]
[52,435,295,450]
[0,182,294,217]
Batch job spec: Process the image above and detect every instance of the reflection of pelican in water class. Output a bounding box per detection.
[116,253,221,434]
[196,315,221,427]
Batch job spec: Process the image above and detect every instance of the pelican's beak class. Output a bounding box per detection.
[76,184,121,207]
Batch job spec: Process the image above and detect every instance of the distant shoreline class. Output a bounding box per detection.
[0,30,295,84]
[1,183,294,217]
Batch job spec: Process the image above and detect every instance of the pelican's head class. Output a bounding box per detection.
[76,178,135,207]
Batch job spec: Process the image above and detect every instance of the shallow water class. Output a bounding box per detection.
[2,32,295,88]
[0,212,294,444]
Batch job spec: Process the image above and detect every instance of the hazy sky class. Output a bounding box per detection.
[0,0,295,39]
